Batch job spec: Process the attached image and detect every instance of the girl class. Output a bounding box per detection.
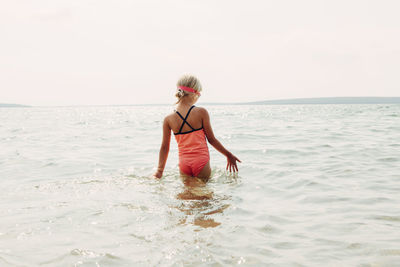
[153,74,241,180]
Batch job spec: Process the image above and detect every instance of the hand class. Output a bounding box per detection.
[153,169,163,179]
[226,152,241,173]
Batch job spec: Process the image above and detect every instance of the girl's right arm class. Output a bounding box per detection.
[201,108,241,172]
[153,117,171,178]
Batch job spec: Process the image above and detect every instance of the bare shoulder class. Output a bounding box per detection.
[164,113,175,125]
[194,106,209,115]
[165,112,175,119]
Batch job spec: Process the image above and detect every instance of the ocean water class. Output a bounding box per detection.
[0,104,399,266]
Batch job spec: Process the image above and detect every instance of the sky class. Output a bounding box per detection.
[1,0,399,106]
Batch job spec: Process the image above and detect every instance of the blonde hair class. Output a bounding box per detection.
[175,74,202,104]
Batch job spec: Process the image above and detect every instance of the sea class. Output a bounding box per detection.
[1,104,399,266]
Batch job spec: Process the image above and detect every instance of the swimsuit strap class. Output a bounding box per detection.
[176,105,196,134]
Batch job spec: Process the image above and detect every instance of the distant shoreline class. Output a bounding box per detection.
[0,103,31,107]
[1,97,400,107]
[238,97,400,105]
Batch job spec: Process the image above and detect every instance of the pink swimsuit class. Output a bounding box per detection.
[174,106,210,177]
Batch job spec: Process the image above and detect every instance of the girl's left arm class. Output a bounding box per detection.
[153,117,171,178]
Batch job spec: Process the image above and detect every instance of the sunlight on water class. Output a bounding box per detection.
[0,104,400,266]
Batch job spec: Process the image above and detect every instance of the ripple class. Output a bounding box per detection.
[40,249,125,266]
[372,215,400,222]
[257,224,282,234]
[272,241,298,250]
[377,157,399,162]
[346,243,364,249]
[380,249,400,256]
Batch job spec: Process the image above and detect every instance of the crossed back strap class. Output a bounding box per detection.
[175,105,196,134]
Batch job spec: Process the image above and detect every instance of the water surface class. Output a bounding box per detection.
[1,104,400,266]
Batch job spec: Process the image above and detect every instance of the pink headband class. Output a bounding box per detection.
[178,86,201,96]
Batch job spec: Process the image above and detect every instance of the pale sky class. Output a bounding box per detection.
[1,0,399,106]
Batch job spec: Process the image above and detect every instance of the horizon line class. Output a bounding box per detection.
[2,96,400,107]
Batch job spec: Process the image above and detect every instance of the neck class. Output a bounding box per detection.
[178,97,196,107]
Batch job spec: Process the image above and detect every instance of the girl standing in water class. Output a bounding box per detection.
[153,74,240,180]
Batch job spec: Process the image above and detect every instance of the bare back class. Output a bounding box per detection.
[167,105,204,134]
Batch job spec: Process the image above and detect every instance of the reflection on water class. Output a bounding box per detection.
[176,176,230,228]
